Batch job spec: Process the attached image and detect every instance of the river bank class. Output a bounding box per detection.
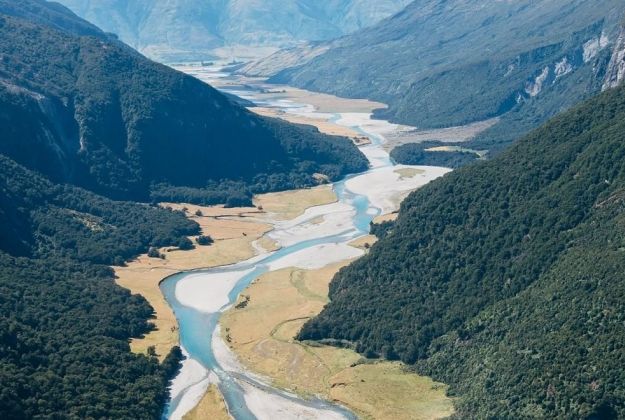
[220,262,454,419]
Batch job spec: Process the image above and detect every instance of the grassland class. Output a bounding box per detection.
[373,213,398,224]
[348,235,378,250]
[254,185,337,220]
[182,384,230,420]
[220,260,454,419]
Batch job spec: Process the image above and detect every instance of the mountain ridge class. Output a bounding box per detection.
[55,0,412,61]
[267,0,625,153]
[0,0,368,204]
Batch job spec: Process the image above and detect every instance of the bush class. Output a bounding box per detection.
[147,247,162,258]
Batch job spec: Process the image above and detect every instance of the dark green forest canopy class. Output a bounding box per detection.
[0,0,368,203]
[299,81,625,418]
[390,142,480,169]
[0,154,195,418]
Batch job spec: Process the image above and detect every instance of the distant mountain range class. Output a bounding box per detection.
[54,0,411,61]
[263,0,625,153]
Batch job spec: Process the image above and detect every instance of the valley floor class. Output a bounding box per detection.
[115,187,336,360]
[118,65,454,419]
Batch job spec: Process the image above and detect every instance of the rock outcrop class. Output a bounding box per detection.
[603,22,625,90]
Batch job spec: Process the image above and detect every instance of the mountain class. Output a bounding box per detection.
[54,0,412,61]
[603,21,625,90]
[0,6,201,416]
[298,81,625,417]
[269,0,625,153]
[0,0,368,204]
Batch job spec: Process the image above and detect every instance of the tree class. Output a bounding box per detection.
[177,237,194,250]
[196,235,214,246]
[147,247,161,258]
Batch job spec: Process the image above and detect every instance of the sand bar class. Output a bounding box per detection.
[345,165,451,214]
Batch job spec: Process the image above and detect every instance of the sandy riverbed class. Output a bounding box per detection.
[345,165,452,214]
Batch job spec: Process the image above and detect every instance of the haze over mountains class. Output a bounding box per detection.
[55,0,411,61]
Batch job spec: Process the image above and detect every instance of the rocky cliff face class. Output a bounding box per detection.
[603,23,625,90]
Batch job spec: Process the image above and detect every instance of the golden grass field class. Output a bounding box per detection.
[183,384,230,420]
[373,213,399,224]
[113,187,337,361]
[220,260,454,419]
[253,185,337,220]
[251,107,371,146]
[348,235,378,250]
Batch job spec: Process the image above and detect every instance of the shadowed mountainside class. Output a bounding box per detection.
[0,0,368,205]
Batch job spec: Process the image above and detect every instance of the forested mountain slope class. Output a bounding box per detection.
[55,0,411,61]
[299,79,625,418]
[0,152,198,418]
[0,0,368,204]
[270,0,625,152]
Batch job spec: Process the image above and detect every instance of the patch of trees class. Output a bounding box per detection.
[390,142,479,168]
[298,82,625,417]
[196,235,214,246]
